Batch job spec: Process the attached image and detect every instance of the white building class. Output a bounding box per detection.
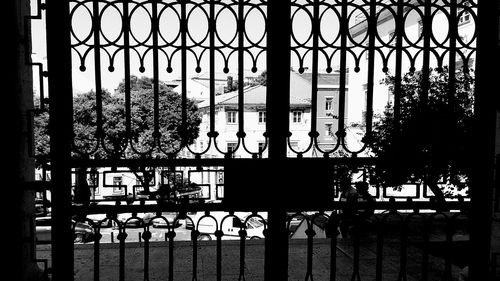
[171,71,260,103]
[348,0,476,124]
[191,70,347,158]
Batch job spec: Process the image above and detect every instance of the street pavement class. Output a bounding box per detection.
[35,212,470,280]
[36,235,467,281]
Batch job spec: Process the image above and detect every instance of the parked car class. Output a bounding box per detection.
[86,213,113,228]
[187,212,266,240]
[35,198,51,216]
[151,212,183,229]
[35,216,95,243]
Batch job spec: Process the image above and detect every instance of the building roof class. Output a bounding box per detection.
[349,0,418,38]
[197,84,311,109]
[294,71,344,86]
[193,70,259,84]
[197,70,343,109]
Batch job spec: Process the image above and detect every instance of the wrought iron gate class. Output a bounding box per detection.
[33,0,499,280]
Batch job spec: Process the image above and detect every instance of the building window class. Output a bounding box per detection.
[258,142,265,153]
[226,111,237,124]
[417,20,423,37]
[458,10,471,25]
[258,111,266,124]
[388,29,395,40]
[292,111,302,123]
[325,98,333,111]
[113,176,123,193]
[113,176,122,186]
[227,142,237,154]
[354,12,365,25]
[458,1,471,26]
[325,123,333,137]
[288,141,299,157]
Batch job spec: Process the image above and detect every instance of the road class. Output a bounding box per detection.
[92,219,193,243]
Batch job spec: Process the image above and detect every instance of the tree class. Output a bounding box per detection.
[252,70,267,86]
[224,71,267,93]
[368,67,475,203]
[34,76,202,202]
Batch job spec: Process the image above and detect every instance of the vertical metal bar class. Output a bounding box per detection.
[94,231,100,281]
[123,1,131,136]
[266,0,290,159]
[168,231,175,281]
[448,0,457,120]
[443,218,453,281]
[337,0,348,135]
[192,230,199,281]
[393,0,404,132]
[238,0,245,135]
[181,0,188,145]
[119,229,126,281]
[45,0,74,280]
[421,218,429,281]
[152,0,160,137]
[144,229,150,281]
[305,226,314,281]
[330,223,337,281]
[265,1,291,281]
[216,231,222,281]
[92,0,104,139]
[209,0,216,135]
[239,230,246,281]
[495,154,500,212]
[468,0,498,279]
[398,221,407,281]
[375,223,384,281]
[351,219,361,281]
[310,0,320,134]
[420,0,431,106]
[365,0,377,135]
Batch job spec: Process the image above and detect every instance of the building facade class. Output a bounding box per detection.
[347,0,476,125]
[193,70,345,158]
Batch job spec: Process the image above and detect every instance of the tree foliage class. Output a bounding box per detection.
[34,76,202,196]
[369,67,475,199]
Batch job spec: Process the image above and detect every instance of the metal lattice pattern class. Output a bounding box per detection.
[65,0,476,160]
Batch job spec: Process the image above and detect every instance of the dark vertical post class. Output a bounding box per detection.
[365,0,377,135]
[265,1,291,281]
[310,0,319,135]
[238,0,245,135]
[337,0,348,137]
[8,0,39,280]
[468,0,499,280]
[45,0,74,280]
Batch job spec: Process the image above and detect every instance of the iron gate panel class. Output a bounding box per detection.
[37,1,485,281]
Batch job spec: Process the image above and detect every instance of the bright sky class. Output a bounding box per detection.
[31,0,468,125]
[31,0,342,95]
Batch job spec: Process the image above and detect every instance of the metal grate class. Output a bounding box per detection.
[35,0,485,280]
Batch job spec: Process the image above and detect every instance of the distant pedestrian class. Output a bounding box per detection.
[354,181,375,235]
[338,179,359,238]
[355,181,375,219]
[459,266,468,281]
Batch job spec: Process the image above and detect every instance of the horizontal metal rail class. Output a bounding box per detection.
[45,205,473,281]
[73,200,469,215]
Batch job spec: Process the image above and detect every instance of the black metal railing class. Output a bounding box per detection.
[32,0,487,281]
[33,200,472,281]
[38,0,477,160]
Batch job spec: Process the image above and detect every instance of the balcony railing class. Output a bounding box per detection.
[34,199,471,281]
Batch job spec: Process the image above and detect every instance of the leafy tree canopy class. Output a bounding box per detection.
[34,76,202,195]
[369,67,475,198]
